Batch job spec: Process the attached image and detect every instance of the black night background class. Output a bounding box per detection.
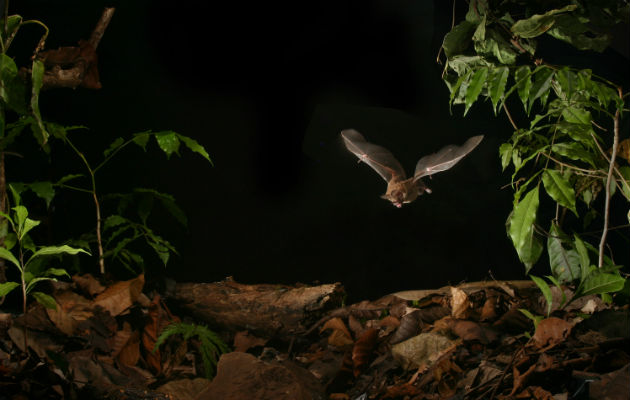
[11,1,630,303]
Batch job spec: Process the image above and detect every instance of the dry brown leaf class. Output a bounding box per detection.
[233,331,268,352]
[109,321,134,358]
[434,317,498,344]
[611,138,630,163]
[352,328,379,377]
[451,286,471,319]
[321,317,354,347]
[72,273,106,297]
[329,394,350,400]
[515,385,554,399]
[47,290,94,335]
[117,331,140,367]
[156,377,211,400]
[480,293,498,321]
[347,314,364,338]
[389,309,422,345]
[94,274,144,317]
[531,317,573,351]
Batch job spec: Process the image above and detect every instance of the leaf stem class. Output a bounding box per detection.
[598,88,622,268]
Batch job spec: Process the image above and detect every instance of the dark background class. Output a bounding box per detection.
[10,1,630,302]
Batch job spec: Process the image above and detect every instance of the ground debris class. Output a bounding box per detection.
[1,278,628,399]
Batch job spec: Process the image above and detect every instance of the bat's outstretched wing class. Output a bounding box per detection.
[413,135,483,180]
[341,129,406,182]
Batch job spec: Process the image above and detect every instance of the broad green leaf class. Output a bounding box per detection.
[551,142,597,167]
[132,131,151,151]
[442,20,476,59]
[561,107,591,125]
[473,30,517,65]
[542,170,577,215]
[0,281,19,296]
[44,268,71,278]
[580,272,625,296]
[103,214,128,230]
[472,15,486,41]
[20,218,40,241]
[464,67,488,116]
[154,131,180,159]
[178,135,212,164]
[489,67,509,114]
[30,59,48,144]
[26,277,58,294]
[0,54,18,103]
[135,188,188,226]
[547,15,610,52]
[31,291,58,310]
[515,66,532,112]
[508,187,541,271]
[13,205,28,233]
[137,193,154,224]
[147,236,171,266]
[29,245,90,261]
[0,247,20,268]
[510,5,577,38]
[449,72,470,107]
[556,121,594,144]
[546,275,566,308]
[57,174,83,185]
[528,68,554,114]
[573,234,591,284]
[530,275,553,316]
[1,15,22,48]
[547,223,580,283]
[499,142,512,171]
[104,137,124,158]
[28,181,55,208]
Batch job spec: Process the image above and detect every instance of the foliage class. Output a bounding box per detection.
[50,125,211,275]
[440,0,628,300]
[154,322,229,379]
[0,186,88,313]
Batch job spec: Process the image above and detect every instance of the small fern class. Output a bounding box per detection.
[154,322,230,379]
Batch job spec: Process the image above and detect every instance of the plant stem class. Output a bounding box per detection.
[598,89,622,268]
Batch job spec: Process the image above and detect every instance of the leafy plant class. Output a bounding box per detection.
[51,125,212,274]
[154,322,229,379]
[440,0,628,298]
[0,186,88,314]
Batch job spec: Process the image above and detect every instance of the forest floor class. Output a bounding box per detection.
[0,274,628,399]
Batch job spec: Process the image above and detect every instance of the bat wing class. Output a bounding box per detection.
[341,129,406,182]
[413,135,483,180]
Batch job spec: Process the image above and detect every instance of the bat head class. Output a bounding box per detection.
[381,190,405,208]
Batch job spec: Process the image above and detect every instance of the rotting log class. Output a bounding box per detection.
[166,278,345,340]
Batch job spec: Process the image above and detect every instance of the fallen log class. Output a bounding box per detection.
[166,278,345,341]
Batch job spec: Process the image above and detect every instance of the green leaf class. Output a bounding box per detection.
[561,107,591,125]
[132,131,151,151]
[28,181,55,208]
[0,54,18,103]
[154,131,180,159]
[515,66,532,112]
[103,215,128,231]
[0,281,19,296]
[1,15,22,48]
[528,68,554,114]
[29,245,90,261]
[551,142,597,167]
[510,5,577,38]
[20,218,40,241]
[31,291,58,310]
[518,308,544,329]
[580,272,626,296]
[104,137,124,158]
[542,170,577,215]
[508,187,541,271]
[547,223,580,283]
[449,71,470,107]
[573,234,591,284]
[26,277,58,294]
[499,142,512,171]
[547,15,611,52]
[134,188,187,226]
[137,193,154,225]
[530,275,553,316]
[44,267,71,278]
[178,135,212,164]
[57,174,83,185]
[30,59,48,145]
[489,67,509,114]
[556,121,594,144]
[13,205,28,233]
[442,20,476,59]
[147,236,171,266]
[464,67,488,116]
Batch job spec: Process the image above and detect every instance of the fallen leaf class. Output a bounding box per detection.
[451,286,471,319]
[94,274,145,317]
[352,328,379,376]
[46,290,94,335]
[72,273,106,297]
[531,317,573,350]
[233,331,268,352]
[157,377,212,400]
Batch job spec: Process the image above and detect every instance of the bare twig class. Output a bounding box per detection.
[598,88,622,267]
[502,103,518,130]
[88,7,115,49]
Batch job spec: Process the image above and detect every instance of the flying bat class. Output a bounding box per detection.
[341,129,483,208]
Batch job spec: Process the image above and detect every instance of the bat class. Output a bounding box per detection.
[341,129,483,208]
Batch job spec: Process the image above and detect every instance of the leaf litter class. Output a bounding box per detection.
[0,277,628,399]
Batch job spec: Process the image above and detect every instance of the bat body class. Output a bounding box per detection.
[341,129,483,207]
